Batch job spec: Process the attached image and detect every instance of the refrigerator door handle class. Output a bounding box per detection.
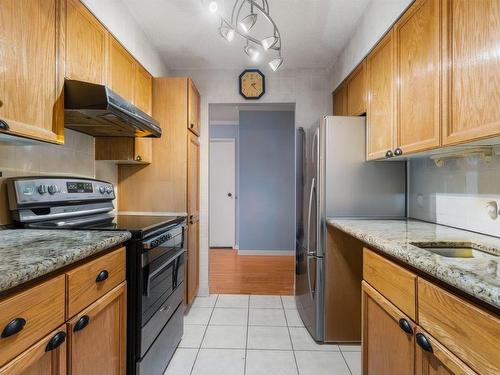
[306,177,316,256]
[306,255,315,300]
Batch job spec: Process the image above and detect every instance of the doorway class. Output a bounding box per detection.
[209,139,236,247]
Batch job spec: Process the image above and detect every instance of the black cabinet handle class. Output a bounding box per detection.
[95,270,109,283]
[416,333,433,353]
[45,331,66,352]
[0,120,9,131]
[190,123,194,128]
[1,318,26,338]
[394,148,403,156]
[398,318,413,334]
[385,150,394,158]
[73,315,90,332]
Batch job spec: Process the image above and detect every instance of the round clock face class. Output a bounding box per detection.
[239,70,265,99]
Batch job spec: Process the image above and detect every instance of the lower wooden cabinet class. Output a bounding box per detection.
[0,326,67,375]
[362,282,415,375]
[414,327,477,375]
[186,219,199,306]
[362,248,497,375]
[67,283,126,375]
[0,247,127,375]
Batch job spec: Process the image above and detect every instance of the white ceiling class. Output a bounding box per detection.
[121,0,370,71]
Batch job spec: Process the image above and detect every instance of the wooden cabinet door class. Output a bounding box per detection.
[0,0,64,144]
[366,30,396,160]
[108,37,136,103]
[67,283,126,375]
[442,0,500,145]
[0,326,66,375]
[188,132,200,217]
[333,84,347,115]
[395,0,441,154]
[362,281,415,375]
[134,65,153,115]
[188,79,201,136]
[415,327,477,375]
[186,219,199,306]
[346,61,367,116]
[65,0,108,85]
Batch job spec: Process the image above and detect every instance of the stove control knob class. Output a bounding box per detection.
[48,185,58,195]
[37,185,47,195]
[99,186,106,194]
[105,186,113,194]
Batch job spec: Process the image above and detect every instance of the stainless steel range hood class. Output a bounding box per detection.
[64,80,161,138]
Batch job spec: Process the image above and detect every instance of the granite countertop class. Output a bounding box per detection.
[326,218,500,310]
[0,230,131,294]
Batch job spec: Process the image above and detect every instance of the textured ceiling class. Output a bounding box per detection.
[121,0,370,71]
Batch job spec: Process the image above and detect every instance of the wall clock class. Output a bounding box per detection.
[239,69,265,99]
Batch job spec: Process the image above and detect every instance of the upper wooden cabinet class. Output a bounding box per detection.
[366,31,396,160]
[107,37,136,103]
[65,0,108,85]
[134,65,153,115]
[0,0,65,144]
[332,84,347,116]
[346,61,367,116]
[394,0,442,154]
[442,0,500,145]
[188,78,201,136]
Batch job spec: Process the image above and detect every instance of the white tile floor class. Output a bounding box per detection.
[164,294,361,375]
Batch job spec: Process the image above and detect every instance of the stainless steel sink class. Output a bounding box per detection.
[410,242,498,258]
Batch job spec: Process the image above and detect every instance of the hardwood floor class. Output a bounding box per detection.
[209,248,295,295]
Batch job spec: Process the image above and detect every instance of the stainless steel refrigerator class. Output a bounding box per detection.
[295,116,406,342]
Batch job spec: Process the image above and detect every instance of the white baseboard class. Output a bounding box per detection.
[233,244,239,250]
[197,286,210,297]
[237,249,295,256]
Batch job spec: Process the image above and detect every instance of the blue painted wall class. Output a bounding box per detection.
[209,124,240,245]
[239,111,295,252]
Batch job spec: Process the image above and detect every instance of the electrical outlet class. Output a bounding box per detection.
[486,201,498,220]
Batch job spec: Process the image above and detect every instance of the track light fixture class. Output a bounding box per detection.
[208,0,284,71]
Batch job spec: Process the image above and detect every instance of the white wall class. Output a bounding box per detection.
[329,0,412,90]
[171,67,331,296]
[82,0,170,76]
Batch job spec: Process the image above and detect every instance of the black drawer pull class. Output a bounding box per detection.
[398,318,413,334]
[45,331,66,352]
[95,270,109,283]
[1,318,26,338]
[416,333,433,353]
[394,147,403,156]
[385,150,393,158]
[0,120,9,131]
[73,315,90,332]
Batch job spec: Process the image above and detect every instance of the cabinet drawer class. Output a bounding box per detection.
[0,276,65,366]
[363,248,417,320]
[66,248,126,318]
[418,278,500,375]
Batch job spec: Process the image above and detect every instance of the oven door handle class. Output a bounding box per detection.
[144,249,186,297]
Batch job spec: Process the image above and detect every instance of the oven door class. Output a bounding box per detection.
[140,228,186,358]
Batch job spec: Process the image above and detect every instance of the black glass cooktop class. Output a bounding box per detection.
[81,215,185,238]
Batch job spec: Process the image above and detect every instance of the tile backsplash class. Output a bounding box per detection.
[409,154,500,237]
[0,129,116,225]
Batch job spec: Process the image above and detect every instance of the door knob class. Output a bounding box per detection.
[227,193,232,197]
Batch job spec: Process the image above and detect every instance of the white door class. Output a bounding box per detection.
[209,139,236,247]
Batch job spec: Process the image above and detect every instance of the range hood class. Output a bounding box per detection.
[64,80,161,138]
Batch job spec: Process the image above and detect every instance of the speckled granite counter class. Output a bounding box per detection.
[326,218,500,310]
[0,230,131,293]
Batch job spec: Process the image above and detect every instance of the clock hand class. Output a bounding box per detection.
[251,82,256,88]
